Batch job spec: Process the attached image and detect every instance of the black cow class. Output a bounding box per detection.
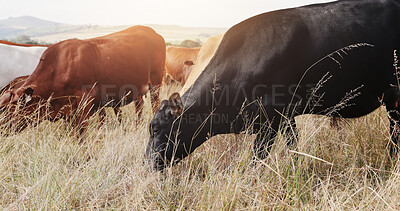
[146,0,400,171]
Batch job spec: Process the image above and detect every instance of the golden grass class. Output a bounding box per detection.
[0,82,399,210]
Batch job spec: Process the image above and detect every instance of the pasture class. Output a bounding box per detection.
[0,81,399,210]
[2,0,400,209]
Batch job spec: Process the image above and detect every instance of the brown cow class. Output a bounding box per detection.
[180,33,224,94]
[165,46,200,84]
[0,25,166,136]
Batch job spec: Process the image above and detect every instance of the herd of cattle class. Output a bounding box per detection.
[1,0,400,171]
[0,26,222,136]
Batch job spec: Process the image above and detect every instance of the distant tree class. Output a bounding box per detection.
[179,40,201,48]
[10,35,52,45]
[12,35,37,44]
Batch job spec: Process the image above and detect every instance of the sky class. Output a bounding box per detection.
[0,0,335,28]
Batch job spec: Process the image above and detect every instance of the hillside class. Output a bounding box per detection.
[0,16,227,44]
[0,16,63,29]
[0,16,83,39]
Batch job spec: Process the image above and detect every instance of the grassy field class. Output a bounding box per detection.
[0,82,399,210]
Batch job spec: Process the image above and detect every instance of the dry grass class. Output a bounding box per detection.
[0,82,399,210]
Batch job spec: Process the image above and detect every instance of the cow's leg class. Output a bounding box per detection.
[13,117,29,134]
[113,107,122,123]
[284,117,298,148]
[75,101,94,143]
[99,108,106,122]
[386,107,400,157]
[253,119,280,160]
[331,116,340,127]
[77,121,90,144]
[383,87,400,157]
[149,85,160,114]
[389,115,400,156]
[150,67,163,113]
[96,108,107,128]
[135,99,144,119]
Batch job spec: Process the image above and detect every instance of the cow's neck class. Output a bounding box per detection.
[178,79,238,152]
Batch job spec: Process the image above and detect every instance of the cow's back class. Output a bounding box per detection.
[85,26,165,91]
[183,0,400,118]
[165,46,200,83]
[181,33,224,94]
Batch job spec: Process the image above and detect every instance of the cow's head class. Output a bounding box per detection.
[0,87,34,110]
[145,92,184,171]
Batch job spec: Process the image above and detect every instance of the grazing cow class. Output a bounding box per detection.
[0,25,165,135]
[165,46,200,84]
[0,41,47,89]
[145,0,400,171]
[180,33,224,94]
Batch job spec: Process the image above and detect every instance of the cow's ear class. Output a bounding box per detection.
[159,100,168,111]
[168,92,183,116]
[184,60,194,66]
[23,87,34,104]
